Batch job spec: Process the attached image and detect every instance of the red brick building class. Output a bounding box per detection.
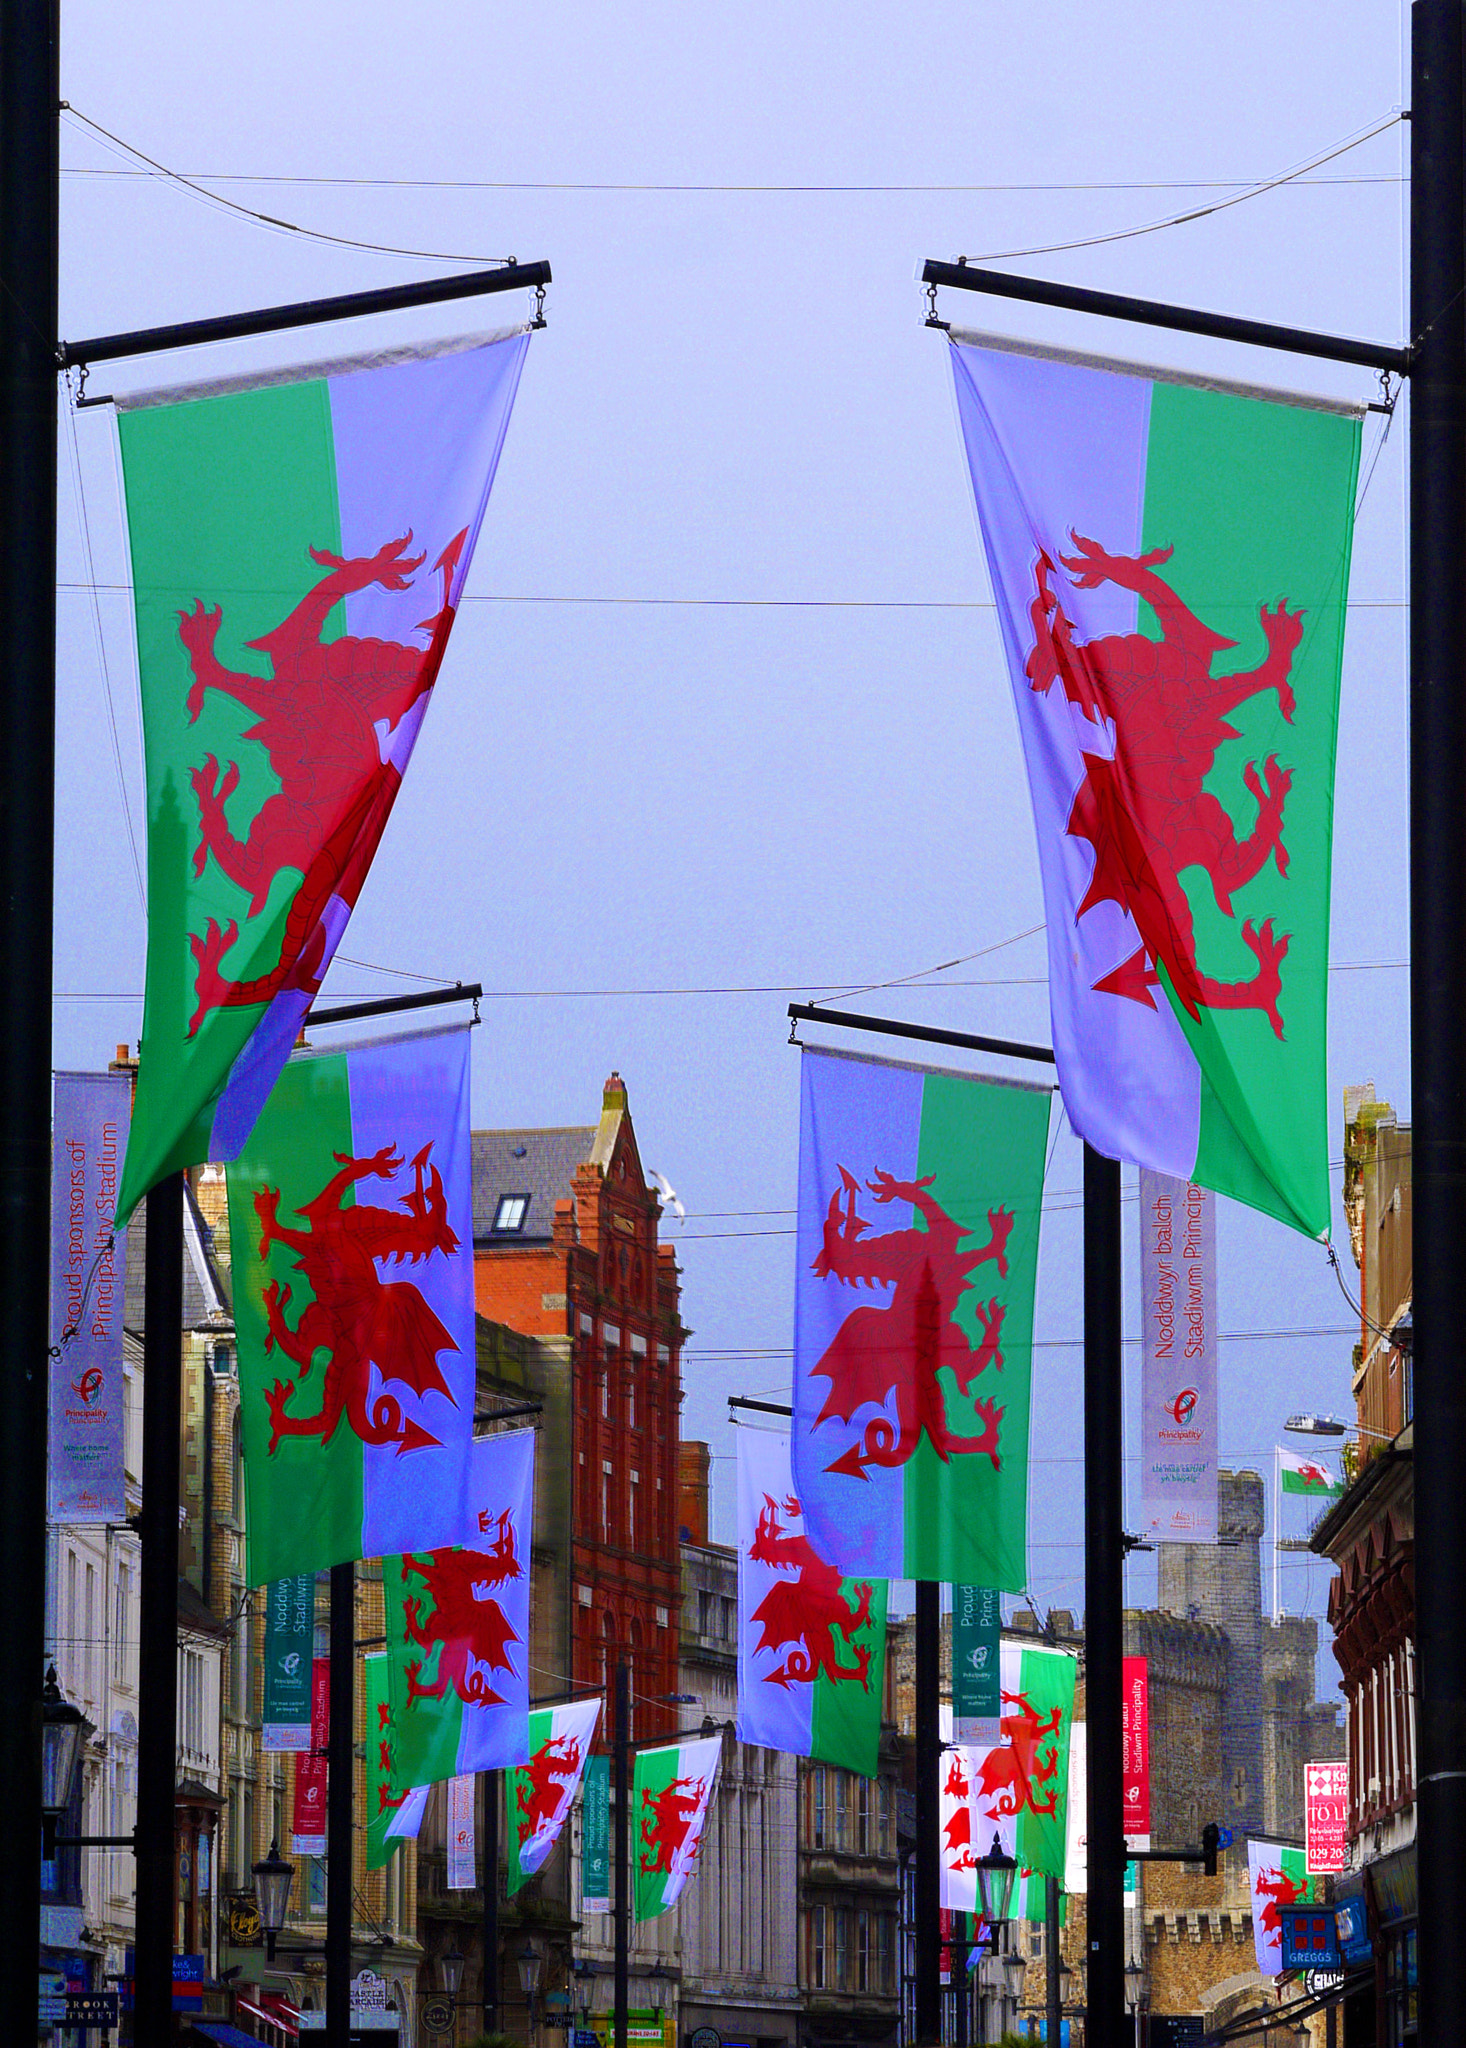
[473,1072,686,1746]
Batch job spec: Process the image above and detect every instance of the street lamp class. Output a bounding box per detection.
[440,1945,466,2000]
[1057,1955,1075,2009]
[519,1938,543,2043]
[1124,1958,1145,2011]
[999,1951,1027,2003]
[40,1666,85,1859]
[974,1833,1019,1928]
[251,1841,296,1963]
[1285,1412,1394,1441]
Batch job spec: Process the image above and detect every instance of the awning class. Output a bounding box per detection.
[237,1994,300,2039]
[190,2026,272,2048]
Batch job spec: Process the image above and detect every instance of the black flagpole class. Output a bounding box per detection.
[1083,1146,1124,2045]
[614,1659,631,2048]
[327,1561,355,2048]
[1409,1,1466,2034]
[913,1581,942,2044]
[0,0,58,2027]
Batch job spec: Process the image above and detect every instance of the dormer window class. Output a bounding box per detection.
[493,1194,530,1233]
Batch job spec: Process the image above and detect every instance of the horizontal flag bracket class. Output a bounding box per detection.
[787,1000,1056,1069]
[920,259,1412,376]
[305,981,483,1029]
[1128,1821,1221,1876]
[728,1394,792,1419]
[58,259,552,372]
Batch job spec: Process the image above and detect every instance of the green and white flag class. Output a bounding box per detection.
[364,1653,428,1870]
[114,329,530,1222]
[633,1734,721,1921]
[967,1642,1077,1883]
[507,1697,602,1894]
[227,1024,476,1583]
[949,336,1361,1237]
[736,1428,887,1775]
[1279,1448,1342,1496]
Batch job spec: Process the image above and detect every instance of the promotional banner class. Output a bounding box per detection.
[290,1659,330,1854]
[115,328,532,1222]
[1248,1839,1316,1976]
[1064,1721,1087,1893]
[508,1696,602,1894]
[581,1753,611,1913]
[364,1653,429,1870]
[952,1585,1003,1743]
[633,1734,721,1921]
[1139,1170,1218,1542]
[948,336,1361,1238]
[227,1024,476,1583]
[1305,1760,1349,1873]
[939,1710,979,1912]
[736,1428,887,1775]
[791,1047,1051,1587]
[965,1643,1077,1884]
[262,1576,315,1752]
[1280,1448,1343,1497]
[385,1427,535,1787]
[447,1774,476,1889]
[49,1071,129,1524]
[1123,1656,1151,1850]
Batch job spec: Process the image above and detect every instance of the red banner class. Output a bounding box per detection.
[291,1659,330,1853]
[1305,1759,1349,1873]
[1123,1655,1150,1849]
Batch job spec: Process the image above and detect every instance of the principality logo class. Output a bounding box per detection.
[1168,1388,1199,1427]
[71,1367,105,1406]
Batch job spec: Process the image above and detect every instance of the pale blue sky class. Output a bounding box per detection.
[54,0,1412,1668]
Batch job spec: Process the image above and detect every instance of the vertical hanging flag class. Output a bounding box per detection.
[791,1048,1050,1587]
[966,1641,1077,1883]
[633,1734,721,1921]
[947,337,1361,1237]
[1064,1720,1087,1894]
[262,1576,316,1752]
[384,1428,535,1786]
[1248,1839,1316,1975]
[1139,1171,1218,1542]
[115,328,531,1223]
[507,1696,602,1894]
[1279,1448,1343,1496]
[290,1658,330,1855]
[736,1429,887,1775]
[365,1653,429,1869]
[227,1024,476,1583]
[1122,1657,1151,1851]
[952,1586,1003,1743]
[447,1775,477,1889]
[49,1071,130,1524]
[581,1753,611,1914]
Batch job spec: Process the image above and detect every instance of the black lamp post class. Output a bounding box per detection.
[519,1936,543,2038]
[974,1833,1019,1928]
[252,1841,296,1964]
[40,1666,85,1860]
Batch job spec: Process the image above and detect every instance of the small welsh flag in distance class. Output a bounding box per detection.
[1279,1448,1342,1496]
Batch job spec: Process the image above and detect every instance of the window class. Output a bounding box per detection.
[698,1590,713,1636]
[835,1909,849,1985]
[857,1910,871,1992]
[113,1557,131,1680]
[879,1779,891,1857]
[834,1773,848,1850]
[629,1473,640,1548]
[812,1766,826,1849]
[720,1595,735,1643]
[84,1562,96,1704]
[493,1194,530,1233]
[601,1464,611,1540]
[878,1913,894,1993]
[857,1776,870,1853]
[811,1904,827,1988]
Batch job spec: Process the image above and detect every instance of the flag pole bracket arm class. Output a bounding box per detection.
[920,259,1411,376]
[728,1395,793,1419]
[58,259,552,372]
[787,1000,1056,1070]
[305,981,482,1029]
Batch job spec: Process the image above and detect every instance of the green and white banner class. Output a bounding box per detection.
[261,1575,315,1752]
[581,1753,610,1913]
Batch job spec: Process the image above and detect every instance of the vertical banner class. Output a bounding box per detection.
[582,1753,610,1913]
[291,1658,330,1854]
[49,1071,130,1524]
[965,1644,1077,1885]
[736,1428,887,1775]
[1139,1170,1218,1542]
[1064,1720,1087,1893]
[938,1708,979,1911]
[262,1576,315,1752]
[633,1735,721,1921]
[1248,1839,1315,1975]
[447,1774,477,1889]
[1305,1760,1349,1873]
[1122,1656,1151,1850]
[952,1586,1002,1743]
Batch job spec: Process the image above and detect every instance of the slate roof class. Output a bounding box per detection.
[472,1126,596,1245]
[123,1178,233,1332]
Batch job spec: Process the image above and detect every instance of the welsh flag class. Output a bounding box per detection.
[384,1428,534,1788]
[115,330,530,1223]
[791,1047,1050,1588]
[506,1697,602,1894]
[966,1643,1077,1883]
[633,1734,721,1921]
[736,1428,887,1775]
[1248,1838,1316,1976]
[226,1024,476,1582]
[1280,1448,1342,1496]
[947,338,1361,1238]
[364,1653,428,1870]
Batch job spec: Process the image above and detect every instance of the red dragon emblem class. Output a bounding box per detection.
[809,1165,1013,1479]
[943,1749,977,1871]
[516,1735,584,1845]
[640,1775,710,1877]
[1027,535,1304,1037]
[256,1140,460,1456]
[180,529,465,1035]
[974,1691,1065,1820]
[399,1508,522,1708]
[375,1697,409,1816]
[748,1493,875,1689]
[1254,1864,1310,1939]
